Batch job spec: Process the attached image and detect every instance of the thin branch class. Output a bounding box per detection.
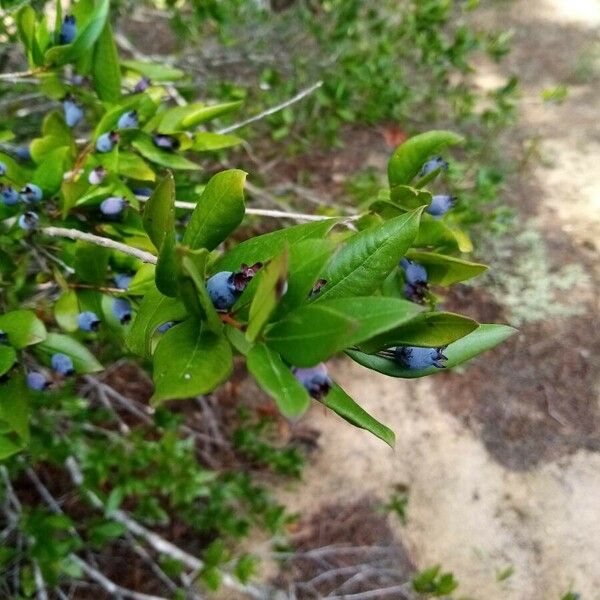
[33,561,48,600]
[216,81,323,134]
[325,583,416,600]
[41,227,157,265]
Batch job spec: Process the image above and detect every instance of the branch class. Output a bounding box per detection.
[216,81,323,134]
[41,227,158,265]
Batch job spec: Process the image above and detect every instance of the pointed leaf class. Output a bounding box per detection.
[0,346,17,377]
[36,333,102,373]
[131,134,199,171]
[405,250,487,285]
[0,310,47,348]
[92,22,121,102]
[143,172,175,251]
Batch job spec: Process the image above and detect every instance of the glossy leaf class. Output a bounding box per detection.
[0,378,29,442]
[347,324,517,379]
[121,60,185,81]
[151,320,233,404]
[0,346,17,377]
[143,172,174,251]
[117,152,156,181]
[405,250,487,285]
[158,101,242,133]
[55,290,80,332]
[131,134,199,171]
[0,310,47,348]
[92,22,121,102]
[193,132,243,152]
[74,241,109,285]
[36,333,102,373]
[247,343,310,418]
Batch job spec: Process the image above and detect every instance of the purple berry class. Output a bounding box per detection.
[78,311,100,332]
[100,196,127,217]
[27,371,48,391]
[293,363,332,399]
[18,211,39,231]
[0,162,6,176]
[117,110,138,129]
[156,321,176,333]
[63,97,84,128]
[134,77,151,93]
[1,185,20,206]
[418,156,448,179]
[112,298,132,324]
[394,346,448,370]
[51,353,75,376]
[20,184,43,204]
[96,131,119,153]
[427,194,456,218]
[152,134,180,151]
[88,166,107,185]
[59,15,77,44]
[113,273,132,290]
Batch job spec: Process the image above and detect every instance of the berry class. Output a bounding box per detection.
[78,311,100,332]
[18,211,39,231]
[132,187,152,197]
[400,258,427,285]
[0,162,6,176]
[113,273,132,290]
[51,353,75,376]
[427,194,456,218]
[418,156,448,178]
[95,131,119,153]
[1,185,20,206]
[293,363,332,399]
[59,15,77,44]
[20,183,43,204]
[207,263,263,310]
[63,97,84,128]
[156,321,176,333]
[0,330,7,344]
[14,146,31,161]
[100,196,127,217]
[27,371,48,391]
[88,166,107,185]
[152,134,180,151]
[394,346,448,370]
[112,298,132,324]
[134,77,151,93]
[117,110,138,129]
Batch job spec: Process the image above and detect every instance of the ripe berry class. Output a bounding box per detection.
[1,185,20,206]
[59,15,77,44]
[400,258,427,285]
[95,131,119,153]
[63,96,84,128]
[207,263,263,310]
[113,273,132,290]
[293,363,332,399]
[152,134,180,151]
[20,184,43,204]
[51,353,75,376]
[156,321,175,333]
[134,77,151,93]
[0,330,7,344]
[14,146,31,161]
[132,187,152,197]
[117,110,138,129]
[427,194,456,217]
[0,162,6,176]
[394,346,448,369]
[88,166,107,185]
[112,298,132,324]
[100,196,127,218]
[418,156,448,178]
[27,371,48,391]
[18,211,39,231]
[78,311,100,332]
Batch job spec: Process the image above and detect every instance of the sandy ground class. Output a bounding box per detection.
[278,1,600,598]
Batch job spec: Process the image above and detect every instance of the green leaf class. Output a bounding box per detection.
[265,304,358,367]
[36,333,103,374]
[33,146,72,193]
[45,0,110,66]
[0,378,29,442]
[151,320,233,404]
[126,287,188,357]
[322,385,395,447]
[247,249,288,342]
[121,60,185,81]
[358,312,478,354]
[131,134,199,171]
[126,264,156,296]
[155,234,179,297]
[0,346,17,377]
[117,152,156,181]
[315,208,422,301]
[158,101,242,133]
[405,250,487,285]
[347,324,516,379]
[55,290,80,332]
[388,184,433,209]
[388,131,464,187]
[247,343,310,418]
[92,22,121,102]
[16,6,36,57]
[143,172,175,251]
[0,310,47,349]
[215,219,338,273]
[192,132,243,152]
[74,241,109,285]
[183,169,246,251]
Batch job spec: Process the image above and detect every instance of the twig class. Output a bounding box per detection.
[0,69,42,82]
[33,561,48,600]
[216,81,323,134]
[325,583,416,600]
[41,227,158,265]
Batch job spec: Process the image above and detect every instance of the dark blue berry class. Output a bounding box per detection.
[14,146,31,161]
[293,363,332,399]
[20,184,43,204]
[427,194,456,218]
[112,298,132,324]
[418,156,448,178]
[0,330,8,344]
[134,77,151,93]
[113,273,132,290]
[88,166,107,185]
[132,187,152,197]
[27,371,48,391]
[100,196,127,217]
[59,15,77,44]
[206,271,238,310]
[51,353,75,376]
[152,134,179,151]
[400,258,427,285]
[394,346,448,369]
[63,97,84,128]
[78,311,100,332]
[18,211,39,230]
[96,131,119,153]
[156,321,176,333]
[0,162,6,176]
[117,110,138,129]
[1,185,20,206]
